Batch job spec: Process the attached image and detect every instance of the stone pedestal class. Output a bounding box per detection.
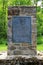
[8,6,37,55]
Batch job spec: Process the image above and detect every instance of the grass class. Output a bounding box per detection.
[0,44,7,51]
[37,44,43,51]
[0,44,43,51]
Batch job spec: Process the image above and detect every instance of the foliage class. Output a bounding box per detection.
[37,7,43,44]
[0,38,7,45]
[8,0,32,6]
[0,0,7,45]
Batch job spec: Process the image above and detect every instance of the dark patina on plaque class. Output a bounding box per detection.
[12,16,32,44]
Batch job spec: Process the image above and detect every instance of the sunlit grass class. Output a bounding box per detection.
[37,44,43,51]
[0,44,7,51]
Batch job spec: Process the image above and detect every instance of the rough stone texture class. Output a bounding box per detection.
[0,57,43,65]
[0,51,43,65]
[8,6,37,55]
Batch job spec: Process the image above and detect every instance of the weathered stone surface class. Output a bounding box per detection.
[0,56,43,65]
[0,51,43,65]
[8,6,37,55]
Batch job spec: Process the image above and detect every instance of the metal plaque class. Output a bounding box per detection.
[12,16,32,43]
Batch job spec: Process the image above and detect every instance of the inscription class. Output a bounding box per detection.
[12,16,32,44]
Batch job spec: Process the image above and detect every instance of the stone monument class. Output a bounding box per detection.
[0,6,43,65]
[8,6,37,55]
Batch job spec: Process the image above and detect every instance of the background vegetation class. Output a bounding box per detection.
[0,0,43,50]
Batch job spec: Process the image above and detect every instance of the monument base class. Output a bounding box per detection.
[0,56,43,65]
[0,51,43,65]
[7,48,37,55]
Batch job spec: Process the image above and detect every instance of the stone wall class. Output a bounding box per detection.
[8,6,37,55]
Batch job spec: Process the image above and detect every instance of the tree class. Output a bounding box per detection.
[8,0,32,6]
[0,0,8,44]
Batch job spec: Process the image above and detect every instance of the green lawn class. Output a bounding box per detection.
[0,44,43,51]
[0,44,7,51]
[37,44,43,51]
